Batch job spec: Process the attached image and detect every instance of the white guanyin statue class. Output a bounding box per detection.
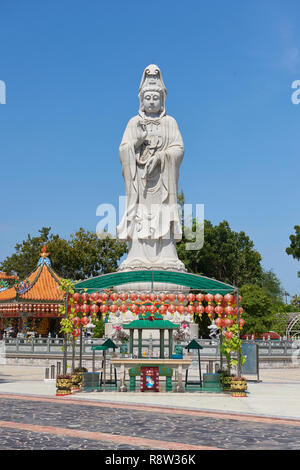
[117,64,186,273]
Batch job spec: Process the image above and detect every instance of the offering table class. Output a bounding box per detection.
[110,358,192,392]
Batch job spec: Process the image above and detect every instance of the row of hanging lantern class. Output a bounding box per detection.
[0,303,61,315]
[68,291,244,323]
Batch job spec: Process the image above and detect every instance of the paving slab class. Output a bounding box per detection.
[0,365,300,420]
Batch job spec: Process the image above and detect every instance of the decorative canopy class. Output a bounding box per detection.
[74,270,235,294]
[123,319,179,330]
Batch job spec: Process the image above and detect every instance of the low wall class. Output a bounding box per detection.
[1,338,299,370]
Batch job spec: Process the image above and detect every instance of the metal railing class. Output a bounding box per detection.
[2,334,298,358]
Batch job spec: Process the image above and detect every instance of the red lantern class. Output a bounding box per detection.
[224,306,233,316]
[205,293,214,303]
[239,318,245,328]
[72,328,80,337]
[80,304,90,315]
[90,304,99,315]
[225,331,233,339]
[74,304,81,314]
[72,316,81,326]
[177,305,186,315]
[224,294,233,304]
[81,316,90,326]
[90,292,100,302]
[177,293,185,303]
[119,293,128,302]
[159,305,167,315]
[159,293,167,303]
[205,305,215,315]
[168,304,177,314]
[139,305,147,315]
[73,292,81,303]
[148,293,157,303]
[196,293,204,302]
[215,305,223,316]
[196,305,204,315]
[214,294,223,304]
[110,293,119,303]
[100,292,109,302]
[215,317,224,328]
[139,293,147,302]
[119,304,128,313]
[100,304,108,314]
[186,293,195,303]
[130,304,139,315]
[168,293,176,303]
[129,293,138,302]
[81,292,89,303]
[149,305,157,315]
[187,304,195,315]
[109,304,118,314]
[224,318,233,328]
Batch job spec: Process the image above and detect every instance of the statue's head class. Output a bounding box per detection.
[138,64,167,118]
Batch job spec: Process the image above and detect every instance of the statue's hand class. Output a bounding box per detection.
[135,121,147,149]
[145,153,161,176]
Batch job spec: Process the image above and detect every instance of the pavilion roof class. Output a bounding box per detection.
[0,246,64,303]
[123,319,179,330]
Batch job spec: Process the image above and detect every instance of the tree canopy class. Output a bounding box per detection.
[0,227,127,281]
[286,225,300,277]
[239,284,276,336]
[177,219,263,287]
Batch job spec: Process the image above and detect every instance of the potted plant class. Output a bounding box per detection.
[72,367,88,389]
[231,376,247,397]
[56,374,72,396]
[218,369,233,392]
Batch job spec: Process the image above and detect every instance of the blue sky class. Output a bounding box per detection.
[0,0,299,297]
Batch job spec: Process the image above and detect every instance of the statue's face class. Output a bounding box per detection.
[143,91,161,114]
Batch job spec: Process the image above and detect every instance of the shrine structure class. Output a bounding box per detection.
[0,246,64,336]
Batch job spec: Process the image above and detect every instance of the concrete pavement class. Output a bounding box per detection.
[0,365,300,420]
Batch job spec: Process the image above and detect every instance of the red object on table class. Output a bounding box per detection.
[140,367,159,392]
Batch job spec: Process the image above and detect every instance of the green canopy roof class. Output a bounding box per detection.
[91,338,117,350]
[185,339,203,350]
[74,270,235,294]
[91,345,108,351]
[123,319,179,329]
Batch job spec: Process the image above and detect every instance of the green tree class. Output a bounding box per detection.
[0,227,127,280]
[286,225,300,277]
[239,284,276,336]
[177,219,263,286]
[92,319,105,338]
[258,269,284,303]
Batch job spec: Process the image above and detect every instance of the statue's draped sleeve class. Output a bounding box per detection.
[117,117,139,241]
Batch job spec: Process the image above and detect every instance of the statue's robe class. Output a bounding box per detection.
[117,114,185,271]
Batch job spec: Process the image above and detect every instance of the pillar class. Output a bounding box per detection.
[138,329,142,358]
[129,329,134,356]
[168,329,173,358]
[160,329,165,359]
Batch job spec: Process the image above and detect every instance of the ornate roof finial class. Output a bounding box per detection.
[40,244,49,258]
[38,244,51,267]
